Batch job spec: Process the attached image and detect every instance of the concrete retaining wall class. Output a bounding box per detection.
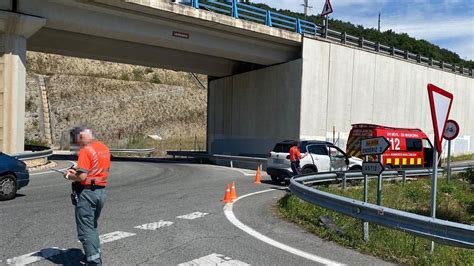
[208,37,473,156]
[208,59,302,156]
[301,38,474,154]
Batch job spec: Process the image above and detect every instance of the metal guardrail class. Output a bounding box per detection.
[289,166,474,249]
[167,150,267,167]
[11,148,53,161]
[177,0,472,77]
[181,0,317,35]
[109,148,156,155]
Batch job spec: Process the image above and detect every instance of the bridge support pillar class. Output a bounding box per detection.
[0,12,45,153]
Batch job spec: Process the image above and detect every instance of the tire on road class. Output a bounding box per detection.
[0,174,17,201]
[270,175,285,185]
[302,166,318,174]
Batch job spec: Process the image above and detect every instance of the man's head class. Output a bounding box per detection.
[70,127,94,147]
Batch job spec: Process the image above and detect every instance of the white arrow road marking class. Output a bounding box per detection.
[99,231,136,243]
[176,212,209,220]
[178,253,249,266]
[5,247,67,265]
[134,221,174,230]
[223,189,345,266]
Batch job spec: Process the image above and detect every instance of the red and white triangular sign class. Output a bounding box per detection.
[321,0,334,16]
[427,83,453,152]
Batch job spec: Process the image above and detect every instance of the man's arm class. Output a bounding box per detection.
[64,169,87,182]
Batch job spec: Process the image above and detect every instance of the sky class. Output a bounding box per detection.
[253,0,474,60]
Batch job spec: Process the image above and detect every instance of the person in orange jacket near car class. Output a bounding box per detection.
[64,127,110,265]
[289,141,308,175]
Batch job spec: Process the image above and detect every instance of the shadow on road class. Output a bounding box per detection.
[35,248,85,265]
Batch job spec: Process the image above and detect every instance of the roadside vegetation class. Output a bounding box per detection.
[277,173,474,265]
[450,153,474,162]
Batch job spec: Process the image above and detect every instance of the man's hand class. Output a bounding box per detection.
[64,169,77,180]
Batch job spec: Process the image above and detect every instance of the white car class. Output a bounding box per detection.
[266,140,363,184]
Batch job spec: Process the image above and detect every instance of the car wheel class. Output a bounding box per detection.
[270,175,284,185]
[302,167,317,174]
[0,174,17,201]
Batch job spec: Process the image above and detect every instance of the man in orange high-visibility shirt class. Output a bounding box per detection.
[64,127,110,265]
[289,141,308,176]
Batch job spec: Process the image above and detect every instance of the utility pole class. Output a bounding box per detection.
[301,0,312,19]
[378,12,381,32]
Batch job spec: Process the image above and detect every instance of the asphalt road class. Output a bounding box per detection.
[0,161,392,265]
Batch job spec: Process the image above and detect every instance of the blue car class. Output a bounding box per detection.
[0,152,29,200]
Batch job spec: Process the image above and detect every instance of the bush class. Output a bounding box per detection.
[145,67,154,74]
[119,73,130,81]
[461,169,474,185]
[132,69,145,81]
[150,73,161,84]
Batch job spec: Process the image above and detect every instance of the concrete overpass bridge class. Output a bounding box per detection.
[1,0,473,155]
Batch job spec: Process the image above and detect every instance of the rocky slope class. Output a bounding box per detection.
[25,52,207,150]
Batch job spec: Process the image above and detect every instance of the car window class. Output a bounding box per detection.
[307,145,328,155]
[328,146,345,157]
[272,143,294,153]
[406,138,422,151]
[422,139,432,149]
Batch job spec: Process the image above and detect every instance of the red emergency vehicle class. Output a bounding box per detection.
[347,124,434,168]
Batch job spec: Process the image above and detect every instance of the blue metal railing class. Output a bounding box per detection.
[181,0,317,36]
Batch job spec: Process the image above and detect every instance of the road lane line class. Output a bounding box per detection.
[178,253,249,266]
[223,189,345,266]
[134,221,174,230]
[99,231,136,243]
[176,212,209,220]
[6,247,67,265]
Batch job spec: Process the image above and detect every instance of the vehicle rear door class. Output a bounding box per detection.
[269,143,293,168]
[306,144,330,172]
[328,145,348,171]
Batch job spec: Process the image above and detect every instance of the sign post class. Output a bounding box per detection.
[321,0,333,38]
[427,83,454,252]
[360,137,390,242]
[363,155,369,242]
[443,119,459,182]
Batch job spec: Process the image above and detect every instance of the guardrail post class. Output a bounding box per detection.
[296,18,302,34]
[440,61,444,69]
[230,160,234,168]
[231,0,238,18]
[265,10,272,26]
[429,57,433,66]
[191,0,199,8]
[471,68,473,77]
[375,42,380,52]
[404,50,409,59]
[452,64,456,72]
[401,170,406,185]
[390,46,395,56]
[359,37,364,48]
[417,54,421,63]
[342,32,346,44]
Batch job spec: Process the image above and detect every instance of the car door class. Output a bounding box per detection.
[328,146,348,171]
[306,144,330,172]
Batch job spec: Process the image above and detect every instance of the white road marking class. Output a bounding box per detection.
[176,212,209,220]
[134,221,174,230]
[6,247,67,265]
[178,253,249,266]
[100,231,136,243]
[223,189,345,266]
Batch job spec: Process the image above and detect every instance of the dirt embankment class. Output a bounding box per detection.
[25,52,207,149]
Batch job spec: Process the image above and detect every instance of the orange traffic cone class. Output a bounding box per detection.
[222,184,232,203]
[254,165,261,184]
[230,181,237,201]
